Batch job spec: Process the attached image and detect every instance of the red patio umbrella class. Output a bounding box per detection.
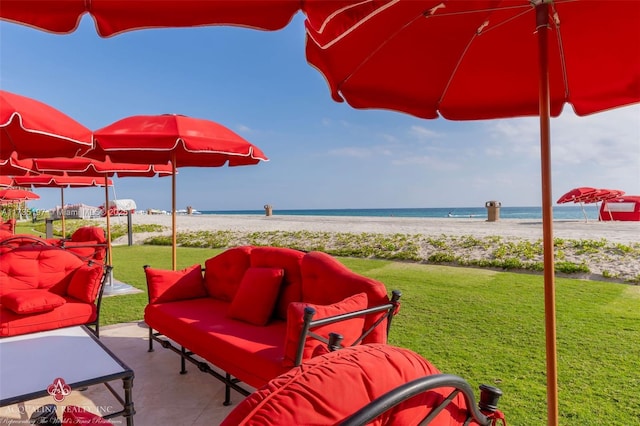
[0,176,12,188]
[13,174,113,238]
[300,2,640,424]
[31,156,173,266]
[0,90,93,159]
[91,114,268,270]
[556,186,598,222]
[0,188,40,213]
[0,0,300,37]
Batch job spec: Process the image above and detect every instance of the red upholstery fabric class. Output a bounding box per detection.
[145,298,289,388]
[0,299,97,337]
[63,406,113,425]
[250,247,305,320]
[0,219,15,234]
[204,246,252,301]
[222,344,472,426]
[145,264,206,304]
[302,250,392,344]
[66,263,104,303]
[66,226,107,261]
[0,289,66,314]
[0,246,84,297]
[283,292,368,367]
[227,267,284,326]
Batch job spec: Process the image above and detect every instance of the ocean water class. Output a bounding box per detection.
[200,205,600,221]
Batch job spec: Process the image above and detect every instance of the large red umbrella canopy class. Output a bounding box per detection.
[91,114,268,167]
[0,90,93,159]
[92,114,268,270]
[0,176,12,188]
[0,0,300,37]
[300,2,640,425]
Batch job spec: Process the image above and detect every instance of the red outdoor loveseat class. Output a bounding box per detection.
[144,245,401,405]
[0,245,110,337]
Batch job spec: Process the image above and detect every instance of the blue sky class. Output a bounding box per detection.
[2,14,638,212]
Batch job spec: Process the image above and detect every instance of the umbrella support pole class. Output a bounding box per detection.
[537,3,559,425]
[102,268,136,296]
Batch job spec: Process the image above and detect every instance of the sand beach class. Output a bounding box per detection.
[101,214,640,282]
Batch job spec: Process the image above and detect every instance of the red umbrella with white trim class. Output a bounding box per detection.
[90,114,268,270]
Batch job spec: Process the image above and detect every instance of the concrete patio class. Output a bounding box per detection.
[0,322,249,425]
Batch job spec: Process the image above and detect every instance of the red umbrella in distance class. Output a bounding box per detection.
[556,187,598,205]
[13,174,113,237]
[0,188,40,203]
[0,0,300,37]
[91,114,268,270]
[0,90,93,159]
[301,2,640,424]
[31,156,173,265]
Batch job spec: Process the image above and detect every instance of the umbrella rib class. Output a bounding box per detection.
[550,3,571,100]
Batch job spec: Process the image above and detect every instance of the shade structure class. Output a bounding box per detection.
[0,90,93,159]
[556,187,599,204]
[12,174,113,237]
[300,2,640,425]
[0,155,33,176]
[0,176,12,188]
[30,156,173,266]
[92,114,268,270]
[0,188,40,203]
[0,0,300,37]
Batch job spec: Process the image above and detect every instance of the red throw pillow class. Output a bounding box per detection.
[67,264,104,303]
[227,267,284,326]
[145,264,206,304]
[283,292,368,367]
[1,289,66,314]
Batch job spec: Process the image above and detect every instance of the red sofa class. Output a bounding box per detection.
[0,218,16,234]
[0,245,109,337]
[144,246,401,405]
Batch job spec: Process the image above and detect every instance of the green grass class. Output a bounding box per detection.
[97,245,640,425]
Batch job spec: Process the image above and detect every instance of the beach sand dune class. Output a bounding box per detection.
[101,214,639,282]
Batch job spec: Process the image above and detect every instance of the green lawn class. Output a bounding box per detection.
[101,245,640,425]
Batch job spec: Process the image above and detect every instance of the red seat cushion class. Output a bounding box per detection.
[227,267,284,326]
[222,344,465,426]
[145,264,206,304]
[66,264,104,303]
[63,405,113,425]
[283,292,368,367]
[0,301,97,337]
[0,289,66,314]
[204,246,252,301]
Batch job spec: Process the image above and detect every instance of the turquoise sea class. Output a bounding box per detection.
[200,205,600,221]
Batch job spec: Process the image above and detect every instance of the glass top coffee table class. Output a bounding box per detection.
[0,325,135,425]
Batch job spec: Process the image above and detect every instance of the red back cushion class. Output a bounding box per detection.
[70,226,106,244]
[145,264,206,304]
[250,247,305,320]
[1,289,66,314]
[204,246,253,301]
[283,292,368,367]
[227,267,284,326]
[301,251,391,344]
[66,264,104,303]
[222,344,465,426]
[0,246,84,297]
